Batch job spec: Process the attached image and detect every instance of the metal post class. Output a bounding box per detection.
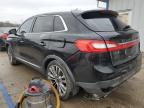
[97,0,109,10]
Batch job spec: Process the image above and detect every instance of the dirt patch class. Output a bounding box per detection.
[0,52,144,108]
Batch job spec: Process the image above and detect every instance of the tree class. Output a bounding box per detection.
[0,21,19,27]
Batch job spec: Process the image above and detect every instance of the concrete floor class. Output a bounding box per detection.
[0,52,144,108]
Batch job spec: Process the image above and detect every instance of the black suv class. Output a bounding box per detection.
[7,10,142,100]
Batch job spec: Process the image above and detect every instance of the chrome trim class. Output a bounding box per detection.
[16,57,40,68]
[53,15,68,32]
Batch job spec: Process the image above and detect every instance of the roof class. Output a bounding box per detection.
[72,9,118,17]
[30,9,118,18]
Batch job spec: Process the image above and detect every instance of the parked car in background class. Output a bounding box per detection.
[0,27,17,51]
[0,32,8,51]
[6,10,142,100]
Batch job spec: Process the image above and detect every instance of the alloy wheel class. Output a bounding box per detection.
[48,65,67,97]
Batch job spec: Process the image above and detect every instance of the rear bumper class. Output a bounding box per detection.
[77,53,142,98]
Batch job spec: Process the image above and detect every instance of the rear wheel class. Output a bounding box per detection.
[7,46,19,65]
[47,60,73,100]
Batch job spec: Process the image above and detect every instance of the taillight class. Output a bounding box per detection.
[75,39,139,53]
[75,40,109,53]
[106,39,139,52]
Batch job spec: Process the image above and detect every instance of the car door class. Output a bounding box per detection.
[23,15,54,68]
[14,17,35,61]
[48,15,67,51]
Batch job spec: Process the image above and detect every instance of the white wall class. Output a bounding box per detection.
[109,0,144,52]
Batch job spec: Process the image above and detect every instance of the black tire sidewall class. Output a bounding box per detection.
[7,46,18,65]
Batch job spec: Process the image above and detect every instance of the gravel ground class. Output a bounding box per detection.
[0,52,144,108]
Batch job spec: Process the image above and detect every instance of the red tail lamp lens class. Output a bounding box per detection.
[75,39,139,53]
[75,40,109,53]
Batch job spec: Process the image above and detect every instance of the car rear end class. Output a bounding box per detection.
[71,10,142,98]
[0,33,8,50]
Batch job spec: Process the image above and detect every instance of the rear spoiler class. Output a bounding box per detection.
[72,9,118,17]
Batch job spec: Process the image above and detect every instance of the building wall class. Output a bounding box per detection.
[109,0,144,51]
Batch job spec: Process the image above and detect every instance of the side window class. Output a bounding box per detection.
[32,16,54,33]
[54,16,65,31]
[18,18,34,33]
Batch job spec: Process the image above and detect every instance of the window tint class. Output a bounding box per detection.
[33,16,53,33]
[18,18,34,33]
[54,16,65,31]
[113,18,128,30]
[82,12,128,31]
[86,18,115,31]
[84,17,128,32]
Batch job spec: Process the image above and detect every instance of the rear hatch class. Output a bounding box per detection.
[97,30,140,66]
[73,10,140,66]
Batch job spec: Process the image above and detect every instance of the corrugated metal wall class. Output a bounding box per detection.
[109,0,144,51]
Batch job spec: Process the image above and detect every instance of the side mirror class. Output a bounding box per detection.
[8,29,17,35]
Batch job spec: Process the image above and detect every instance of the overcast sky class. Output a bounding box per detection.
[0,0,102,24]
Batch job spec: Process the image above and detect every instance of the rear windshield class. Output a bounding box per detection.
[82,12,128,32]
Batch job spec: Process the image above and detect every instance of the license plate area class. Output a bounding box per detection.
[110,44,139,66]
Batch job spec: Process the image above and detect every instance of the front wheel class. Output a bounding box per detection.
[47,60,73,100]
[7,46,19,65]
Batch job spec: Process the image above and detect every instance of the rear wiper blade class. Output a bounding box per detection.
[123,25,131,30]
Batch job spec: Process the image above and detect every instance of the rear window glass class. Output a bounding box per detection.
[33,16,53,33]
[82,12,128,32]
[54,16,65,31]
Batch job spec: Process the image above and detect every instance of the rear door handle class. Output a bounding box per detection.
[40,41,46,46]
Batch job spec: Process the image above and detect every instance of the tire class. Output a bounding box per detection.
[7,46,19,65]
[47,60,73,100]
